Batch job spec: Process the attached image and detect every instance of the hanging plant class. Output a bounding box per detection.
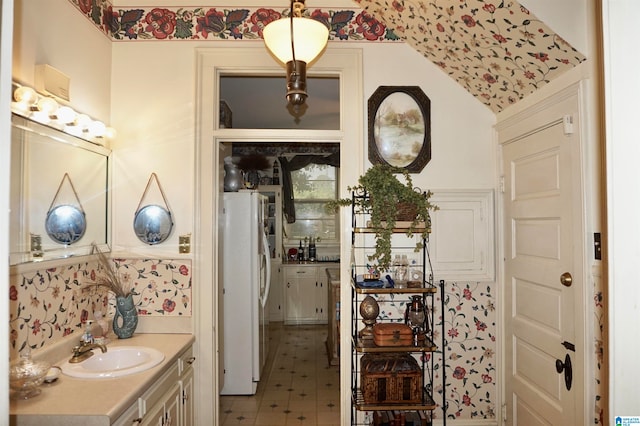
[326,164,437,272]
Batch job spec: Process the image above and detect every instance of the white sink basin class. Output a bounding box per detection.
[61,346,165,379]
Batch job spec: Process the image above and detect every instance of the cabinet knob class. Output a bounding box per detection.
[186,356,196,365]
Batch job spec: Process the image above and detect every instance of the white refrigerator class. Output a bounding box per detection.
[220,191,271,395]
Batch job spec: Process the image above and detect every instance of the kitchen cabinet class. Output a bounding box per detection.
[283,265,327,324]
[259,185,282,261]
[268,263,283,321]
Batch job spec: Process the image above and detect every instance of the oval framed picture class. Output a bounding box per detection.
[368,86,431,173]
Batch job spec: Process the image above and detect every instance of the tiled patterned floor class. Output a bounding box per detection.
[220,323,341,425]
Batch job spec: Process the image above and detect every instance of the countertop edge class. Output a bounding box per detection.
[10,333,195,424]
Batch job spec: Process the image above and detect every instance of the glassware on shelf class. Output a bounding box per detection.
[394,254,409,288]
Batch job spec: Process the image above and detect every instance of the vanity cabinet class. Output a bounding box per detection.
[116,345,195,426]
[283,265,327,324]
[180,367,195,426]
[139,381,181,426]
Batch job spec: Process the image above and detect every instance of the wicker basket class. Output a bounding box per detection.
[396,202,418,222]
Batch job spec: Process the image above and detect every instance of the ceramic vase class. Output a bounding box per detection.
[113,294,138,339]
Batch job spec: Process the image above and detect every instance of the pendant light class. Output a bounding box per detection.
[263,0,329,109]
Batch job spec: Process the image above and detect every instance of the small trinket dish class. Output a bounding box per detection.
[44,366,61,384]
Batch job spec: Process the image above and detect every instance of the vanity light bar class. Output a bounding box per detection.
[11,83,117,144]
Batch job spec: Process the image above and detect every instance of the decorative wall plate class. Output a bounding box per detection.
[133,204,173,245]
[45,204,86,245]
[46,173,86,245]
[133,173,174,245]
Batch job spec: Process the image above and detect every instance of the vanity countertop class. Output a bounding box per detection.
[10,333,195,425]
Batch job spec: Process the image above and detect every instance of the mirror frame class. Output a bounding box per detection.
[10,114,111,264]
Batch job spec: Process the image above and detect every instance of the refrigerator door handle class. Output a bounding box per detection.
[260,230,272,308]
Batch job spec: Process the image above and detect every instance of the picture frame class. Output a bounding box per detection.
[368,86,431,173]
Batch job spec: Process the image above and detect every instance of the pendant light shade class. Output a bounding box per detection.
[263,1,329,108]
[263,16,329,65]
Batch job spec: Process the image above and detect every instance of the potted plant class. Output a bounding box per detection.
[326,164,437,272]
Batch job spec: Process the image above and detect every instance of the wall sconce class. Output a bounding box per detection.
[263,0,329,109]
[11,83,116,145]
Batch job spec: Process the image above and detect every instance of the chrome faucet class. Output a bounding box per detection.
[69,341,107,363]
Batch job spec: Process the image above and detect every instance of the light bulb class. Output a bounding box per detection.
[56,106,77,124]
[13,86,38,105]
[37,97,59,116]
[89,120,107,137]
[75,114,91,129]
[31,110,51,124]
[105,127,117,140]
[64,124,83,137]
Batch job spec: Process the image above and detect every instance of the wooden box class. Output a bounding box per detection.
[360,353,422,404]
[373,323,413,347]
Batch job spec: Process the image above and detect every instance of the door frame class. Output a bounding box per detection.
[497,81,593,424]
[194,46,363,425]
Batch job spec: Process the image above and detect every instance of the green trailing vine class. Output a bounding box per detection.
[326,164,437,272]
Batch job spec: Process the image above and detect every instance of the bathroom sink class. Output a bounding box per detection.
[60,346,165,379]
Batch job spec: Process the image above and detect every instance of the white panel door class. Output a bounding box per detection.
[503,110,584,425]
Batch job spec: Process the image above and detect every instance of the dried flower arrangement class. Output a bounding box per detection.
[87,243,131,298]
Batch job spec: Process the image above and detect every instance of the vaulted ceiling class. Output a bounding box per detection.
[73,0,586,113]
[353,0,586,112]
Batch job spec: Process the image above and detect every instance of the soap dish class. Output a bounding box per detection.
[44,366,61,384]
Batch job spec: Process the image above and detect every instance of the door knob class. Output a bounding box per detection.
[555,353,573,390]
[560,272,573,287]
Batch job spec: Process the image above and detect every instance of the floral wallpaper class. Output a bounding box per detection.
[366,280,496,421]
[594,270,605,424]
[354,0,586,112]
[67,0,585,113]
[9,258,191,360]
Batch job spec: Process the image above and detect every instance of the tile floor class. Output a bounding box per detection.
[220,323,342,425]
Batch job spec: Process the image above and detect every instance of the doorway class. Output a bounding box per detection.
[194,47,364,425]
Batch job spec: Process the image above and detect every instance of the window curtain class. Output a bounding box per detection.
[278,153,340,223]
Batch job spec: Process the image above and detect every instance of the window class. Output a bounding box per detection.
[284,164,338,241]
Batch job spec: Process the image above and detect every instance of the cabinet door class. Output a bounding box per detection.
[181,367,195,426]
[139,401,164,426]
[140,382,181,426]
[284,268,317,324]
[112,401,141,426]
[268,263,283,321]
[315,269,328,322]
[164,382,181,426]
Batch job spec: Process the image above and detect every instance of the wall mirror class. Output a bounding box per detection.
[10,114,111,265]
